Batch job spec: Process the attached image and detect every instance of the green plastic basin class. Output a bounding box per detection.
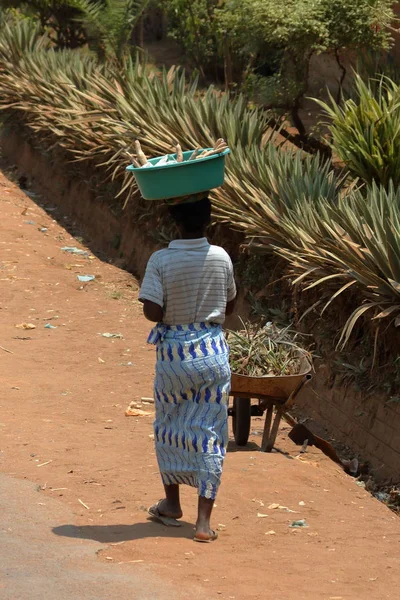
[126,148,230,200]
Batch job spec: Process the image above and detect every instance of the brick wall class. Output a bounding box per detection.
[296,363,400,482]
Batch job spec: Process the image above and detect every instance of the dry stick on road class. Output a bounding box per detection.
[0,345,13,354]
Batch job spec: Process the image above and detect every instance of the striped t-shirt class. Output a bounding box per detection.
[139,238,236,325]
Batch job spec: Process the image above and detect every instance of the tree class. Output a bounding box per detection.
[76,0,150,63]
[161,0,222,81]
[0,1,90,48]
[0,0,150,60]
[219,0,395,136]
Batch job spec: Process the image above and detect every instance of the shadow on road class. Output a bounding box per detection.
[227,440,260,452]
[53,520,195,543]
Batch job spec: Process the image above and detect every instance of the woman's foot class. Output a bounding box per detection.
[194,523,218,543]
[148,499,183,528]
[155,498,183,520]
[194,494,217,541]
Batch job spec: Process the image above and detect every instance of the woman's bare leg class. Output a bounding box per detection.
[195,496,215,540]
[158,484,183,519]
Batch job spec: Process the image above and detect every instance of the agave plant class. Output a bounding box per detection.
[0,0,89,48]
[315,74,400,189]
[213,144,347,249]
[274,182,400,348]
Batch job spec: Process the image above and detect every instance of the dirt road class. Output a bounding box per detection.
[0,473,179,600]
[1,169,399,600]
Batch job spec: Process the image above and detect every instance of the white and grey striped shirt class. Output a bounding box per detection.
[139,238,236,325]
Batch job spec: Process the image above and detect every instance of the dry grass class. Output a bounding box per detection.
[227,320,310,377]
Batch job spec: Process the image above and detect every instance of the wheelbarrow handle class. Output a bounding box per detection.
[261,374,312,452]
[282,374,312,412]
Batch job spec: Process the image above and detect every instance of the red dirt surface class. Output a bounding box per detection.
[1,170,400,600]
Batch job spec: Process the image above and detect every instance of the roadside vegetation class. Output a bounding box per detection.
[0,1,399,396]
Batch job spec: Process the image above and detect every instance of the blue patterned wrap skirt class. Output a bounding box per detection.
[148,322,231,500]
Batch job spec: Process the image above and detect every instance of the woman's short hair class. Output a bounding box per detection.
[168,197,211,233]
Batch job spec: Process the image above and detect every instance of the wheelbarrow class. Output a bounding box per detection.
[228,357,312,451]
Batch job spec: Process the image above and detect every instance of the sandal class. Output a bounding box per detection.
[148,500,182,528]
[193,530,218,543]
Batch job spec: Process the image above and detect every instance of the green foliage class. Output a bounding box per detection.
[243,72,304,110]
[220,0,325,56]
[0,0,89,47]
[219,0,394,106]
[75,0,150,62]
[161,0,222,78]
[356,51,400,88]
[323,0,394,50]
[221,0,393,55]
[316,74,400,188]
[0,0,149,59]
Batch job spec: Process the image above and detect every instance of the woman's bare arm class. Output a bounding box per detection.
[226,299,235,316]
[142,300,163,323]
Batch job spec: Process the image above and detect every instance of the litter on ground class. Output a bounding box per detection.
[289,519,308,528]
[15,323,36,330]
[61,246,90,256]
[101,333,123,339]
[125,402,152,417]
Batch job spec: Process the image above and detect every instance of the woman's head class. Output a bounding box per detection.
[168,196,211,238]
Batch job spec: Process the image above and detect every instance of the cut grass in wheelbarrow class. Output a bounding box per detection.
[227,320,313,449]
[227,320,311,378]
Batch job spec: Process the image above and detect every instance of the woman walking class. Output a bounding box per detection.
[139,194,236,542]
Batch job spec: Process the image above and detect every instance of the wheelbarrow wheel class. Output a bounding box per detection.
[232,397,251,446]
